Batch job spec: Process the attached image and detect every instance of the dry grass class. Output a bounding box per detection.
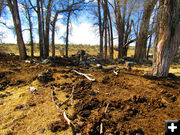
[0,43,134,58]
[0,43,179,75]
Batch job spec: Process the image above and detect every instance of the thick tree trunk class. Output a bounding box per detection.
[152,0,180,77]
[44,0,52,58]
[66,11,71,57]
[134,0,158,63]
[7,0,27,60]
[98,0,103,57]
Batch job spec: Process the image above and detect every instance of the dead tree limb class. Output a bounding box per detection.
[72,70,96,81]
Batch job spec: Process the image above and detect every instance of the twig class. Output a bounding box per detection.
[59,86,75,106]
[63,111,71,126]
[51,88,63,112]
[100,123,103,134]
[71,86,75,103]
[105,103,109,113]
[72,70,96,81]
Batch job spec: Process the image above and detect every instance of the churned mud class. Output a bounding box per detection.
[0,54,179,135]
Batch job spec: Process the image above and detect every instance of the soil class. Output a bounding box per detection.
[0,55,180,135]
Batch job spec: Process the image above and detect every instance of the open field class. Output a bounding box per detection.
[0,44,180,135]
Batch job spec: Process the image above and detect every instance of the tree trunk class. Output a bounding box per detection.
[152,0,180,77]
[44,0,52,58]
[26,5,34,57]
[0,0,4,17]
[98,0,103,57]
[37,0,43,57]
[51,13,58,57]
[104,0,108,60]
[146,34,152,60]
[66,11,71,57]
[134,0,158,63]
[107,4,113,60]
[7,0,27,60]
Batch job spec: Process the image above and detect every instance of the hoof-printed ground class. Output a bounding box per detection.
[0,54,179,135]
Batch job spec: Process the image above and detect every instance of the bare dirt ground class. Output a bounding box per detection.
[0,53,179,135]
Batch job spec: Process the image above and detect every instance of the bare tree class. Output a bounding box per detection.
[7,0,27,59]
[152,0,180,77]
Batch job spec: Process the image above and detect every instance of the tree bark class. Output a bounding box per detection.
[134,0,158,63]
[7,0,27,60]
[152,0,180,77]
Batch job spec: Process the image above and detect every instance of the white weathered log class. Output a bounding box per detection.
[72,70,96,81]
[63,111,71,126]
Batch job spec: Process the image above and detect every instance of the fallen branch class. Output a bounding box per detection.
[113,70,118,75]
[105,103,109,113]
[51,87,63,112]
[72,70,96,81]
[71,86,75,103]
[100,122,103,134]
[63,111,71,126]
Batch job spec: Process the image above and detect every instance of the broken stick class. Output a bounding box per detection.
[63,111,71,126]
[71,86,75,103]
[113,70,118,75]
[72,70,96,81]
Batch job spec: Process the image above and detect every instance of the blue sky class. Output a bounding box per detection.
[0,1,102,45]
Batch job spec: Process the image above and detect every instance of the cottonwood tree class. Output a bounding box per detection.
[152,0,180,77]
[7,0,27,59]
[134,0,158,63]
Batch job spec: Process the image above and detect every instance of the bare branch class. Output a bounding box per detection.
[72,70,96,81]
